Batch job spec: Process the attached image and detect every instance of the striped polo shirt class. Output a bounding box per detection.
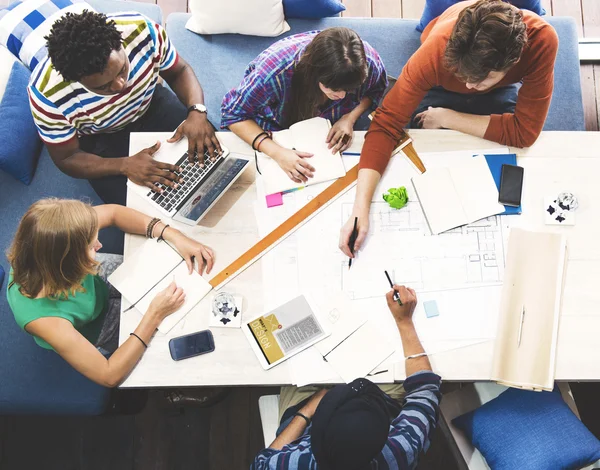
[28,12,178,144]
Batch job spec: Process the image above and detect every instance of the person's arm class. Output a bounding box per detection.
[161,56,222,160]
[94,205,215,274]
[25,282,184,387]
[414,106,490,139]
[372,285,441,468]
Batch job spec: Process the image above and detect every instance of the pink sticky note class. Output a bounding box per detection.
[266,193,283,208]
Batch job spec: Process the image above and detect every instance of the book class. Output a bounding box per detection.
[411,154,505,235]
[476,153,522,215]
[108,238,213,334]
[243,294,330,370]
[491,229,567,391]
[257,117,347,195]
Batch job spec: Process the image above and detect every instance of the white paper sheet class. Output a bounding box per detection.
[324,320,396,383]
[412,154,505,234]
[108,238,212,333]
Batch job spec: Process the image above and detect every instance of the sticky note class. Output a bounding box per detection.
[266,193,283,208]
[424,300,440,318]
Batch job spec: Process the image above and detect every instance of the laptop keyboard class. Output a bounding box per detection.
[148,150,224,213]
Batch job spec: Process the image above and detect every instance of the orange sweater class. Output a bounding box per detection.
[360,1,558,174]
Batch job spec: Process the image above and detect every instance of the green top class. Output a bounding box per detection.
[7,271,108,351]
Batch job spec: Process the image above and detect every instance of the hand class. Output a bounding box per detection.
[386,285,417,323]
[414,107,450,129]
[274,148,315,183]
[125,141,182,192]
[170,231,215,275]
[339,209,370,257]
[326,114,355,154]
[299,389,328,419]
[147,281,186,320]
[168,111,223,165]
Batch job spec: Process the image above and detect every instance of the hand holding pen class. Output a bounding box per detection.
[385,270,403,306]
[385,284,417,324]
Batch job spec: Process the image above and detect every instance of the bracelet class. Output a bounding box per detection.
[130,332,148,349]
[146,217,161,239]
[158,224,170,241]
[255,134,271,152]
[293,412,311,425]
[251,130,272,151]
[405,352,428,360]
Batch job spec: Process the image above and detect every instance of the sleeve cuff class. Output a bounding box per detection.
[403,371,442,393]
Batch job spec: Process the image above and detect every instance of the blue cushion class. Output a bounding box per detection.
[416,0,546,32]
[0,0,95,70]
[0,61,41,184]
[453,388,600,470]
[283,0,345,19]
[0,265,4,289]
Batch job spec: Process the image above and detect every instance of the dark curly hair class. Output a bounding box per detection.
[45,10,123,82]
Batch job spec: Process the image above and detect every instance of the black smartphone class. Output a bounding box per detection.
[499,164,524,207]
[169,330,215,361]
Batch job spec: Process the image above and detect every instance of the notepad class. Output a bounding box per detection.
[411,155,505,234]
[108,238,212,333]
[257,117,347,195]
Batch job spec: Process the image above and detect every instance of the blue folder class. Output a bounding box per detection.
[474,153,522,215]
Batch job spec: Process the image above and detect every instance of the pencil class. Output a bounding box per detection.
[348,217,358,269]
[384,270,403,306]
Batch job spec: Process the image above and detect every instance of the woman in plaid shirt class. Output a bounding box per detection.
[221,28,387,185]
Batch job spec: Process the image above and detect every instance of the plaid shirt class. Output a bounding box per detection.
[221,31,387,131]
[250,371,442,470]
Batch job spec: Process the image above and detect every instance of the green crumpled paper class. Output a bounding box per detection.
[383,186,409,209]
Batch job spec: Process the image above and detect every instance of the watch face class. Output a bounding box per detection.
[193,104,207,113]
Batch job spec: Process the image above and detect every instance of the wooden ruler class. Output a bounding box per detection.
[209,133,424,290]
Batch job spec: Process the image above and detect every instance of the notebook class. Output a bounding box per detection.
[257,117,347,195]
[108,238,213,333]
[411,154,505,234]
[476,153,522,215]
[491,229,567,391]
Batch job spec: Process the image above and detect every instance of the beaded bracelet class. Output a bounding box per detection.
[146,217,161,239]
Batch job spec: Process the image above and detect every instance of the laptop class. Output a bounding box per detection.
[127,138,250,225]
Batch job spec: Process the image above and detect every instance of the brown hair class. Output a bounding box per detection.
[284,27,368,126]
[444,0,527,83]
[7,199,99,299]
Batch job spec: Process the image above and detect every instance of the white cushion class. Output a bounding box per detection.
[258,394,280,447]
[185,0,290,37]
[0,45,17,98]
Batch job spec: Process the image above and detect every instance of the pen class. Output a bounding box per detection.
[348,217,358,269]
[342,152,361,156]
[517,306,525,347]
[384,270,403,306]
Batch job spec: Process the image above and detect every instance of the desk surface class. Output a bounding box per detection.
[119,130,600,387]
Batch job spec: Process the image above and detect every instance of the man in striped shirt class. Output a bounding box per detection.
[251,286,441,470]
[29,10,220,205]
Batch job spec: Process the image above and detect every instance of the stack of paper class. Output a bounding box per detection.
[257,117,347,195]
[412,154,505,234]
[108,238,213,333]
[491,229,567,391]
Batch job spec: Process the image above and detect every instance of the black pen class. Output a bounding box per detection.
[348,216,358,269]
[384,270,403,306]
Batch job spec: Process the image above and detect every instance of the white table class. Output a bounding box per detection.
[120,130,600,387]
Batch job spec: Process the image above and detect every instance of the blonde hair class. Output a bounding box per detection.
[7,198,99,299]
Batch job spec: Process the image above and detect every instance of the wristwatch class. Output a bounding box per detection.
[188,103,207,114]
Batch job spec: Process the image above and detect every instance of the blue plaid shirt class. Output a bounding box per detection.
[250,371,442,470]
[221,31,388,131]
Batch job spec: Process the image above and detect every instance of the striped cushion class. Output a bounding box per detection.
[0,0,95,71]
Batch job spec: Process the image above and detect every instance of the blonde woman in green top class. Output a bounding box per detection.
[6,199,215,388]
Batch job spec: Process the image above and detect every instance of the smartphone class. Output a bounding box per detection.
[169,330,215,361]
[499,164,524,207]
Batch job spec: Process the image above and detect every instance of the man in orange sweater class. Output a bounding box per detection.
[339,0,557,256]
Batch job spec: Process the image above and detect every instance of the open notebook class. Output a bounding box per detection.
[412,154,505,235]
[257,117,347,195]
[108,238,212,334]
[491,229,567,391]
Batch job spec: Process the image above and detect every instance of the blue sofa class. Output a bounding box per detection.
[0,1,584,414]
